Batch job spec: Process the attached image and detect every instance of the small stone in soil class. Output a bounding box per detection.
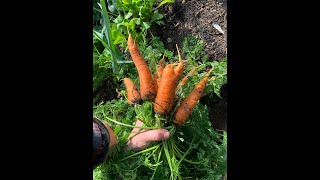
[167,38,172,43]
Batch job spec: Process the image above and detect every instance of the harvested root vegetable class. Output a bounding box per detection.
[128,34,156,101]
[154,50,184,116]
[174,69,213,125]
[123,78,141,105]
[154,64,177,116]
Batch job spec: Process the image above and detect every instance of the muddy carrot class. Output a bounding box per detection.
[123,78,141,105]
[128,34,156,101]
[154,64,178,116]
[174,69,213,125]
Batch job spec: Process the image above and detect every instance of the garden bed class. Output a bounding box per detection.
[93,0,227,179]
[99,0,227,131]
[156,0,227,61]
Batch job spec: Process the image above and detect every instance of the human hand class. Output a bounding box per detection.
[126,120,170,151]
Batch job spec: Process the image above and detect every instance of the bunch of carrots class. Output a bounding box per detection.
[124,34,213,125]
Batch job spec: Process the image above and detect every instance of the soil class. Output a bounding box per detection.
[155,0,227,61]
[94,77,118,103]
[201,84,227,131]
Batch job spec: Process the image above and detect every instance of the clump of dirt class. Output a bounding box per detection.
[155,0,227,61]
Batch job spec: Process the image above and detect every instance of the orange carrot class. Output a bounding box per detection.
[128,34,156,101]
[154,75,159,95]
[154,64,178,116]
[174,69,213,125]
[174,44,184,78]
[123,78,141,105]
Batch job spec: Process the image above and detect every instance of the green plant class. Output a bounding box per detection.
[93,36,171,105]
[92,0,175,104]
[93,99,227,180]
[182,35,209,67]
[93,34,226,106]
[96,0,174,49]
[94,0,134,74]
[93,0,103,30]
[181,36,227,98]
[206,58,227,98]
[92,35,227,179]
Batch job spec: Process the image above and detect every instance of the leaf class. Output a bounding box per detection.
[93,30,103,40]
[97,2,102,9]
[128,20,136,30]
[124,11,133,19]
[131,18,141,25]
[155,20,164,25]
[113,14,123,23]
[156,0,174,9]
[116,21,127,29]
[132,0,142,3]
[112,32,125,45]
[141,22,151,30]
[122,0,130,5]
[108,4,115,12]
[151,12,164,22]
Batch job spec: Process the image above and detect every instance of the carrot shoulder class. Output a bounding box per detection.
[128,34,156,101]
[174,69,213,125]
[123,78,141,105]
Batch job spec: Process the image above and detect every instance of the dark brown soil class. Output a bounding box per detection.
[155,0,227,61]
[201,84,227,131]
[93,77,118,103]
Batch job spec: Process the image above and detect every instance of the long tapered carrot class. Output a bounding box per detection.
[123,78,141,105]
[174,69,214,125]
[128,34,156,101]
[154,64,178,116]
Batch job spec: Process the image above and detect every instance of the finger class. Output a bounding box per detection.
[134,120,144,127]
[129,120,146,138]
[131,120,144,133]
[139,129,170,143]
